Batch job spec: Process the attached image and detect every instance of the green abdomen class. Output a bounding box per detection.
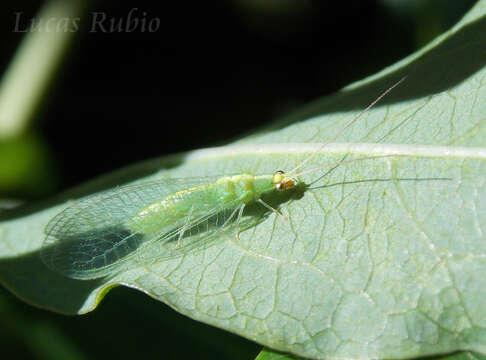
[129,175,255,236]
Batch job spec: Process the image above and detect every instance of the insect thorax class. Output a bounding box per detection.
[214,174,271,202]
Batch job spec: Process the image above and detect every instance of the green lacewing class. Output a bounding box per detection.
[41,78,405,280]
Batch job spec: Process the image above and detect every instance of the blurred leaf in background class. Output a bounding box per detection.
[0,134,55,199]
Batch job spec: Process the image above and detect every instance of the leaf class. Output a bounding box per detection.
[256,348,301,360]
[2,1,486,359]
[255,349,486,360]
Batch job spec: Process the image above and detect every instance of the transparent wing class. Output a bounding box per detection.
[132,202,254,269]
[40,177,243,279]
[44,178,217,237]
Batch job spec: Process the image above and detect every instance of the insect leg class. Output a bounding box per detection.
[220,206,241,229]
[234,204,246,241]
[257,198,288,221]
[176,205,195,249]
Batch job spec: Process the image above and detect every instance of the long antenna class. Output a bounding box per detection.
[286,75,407,177]
[291,154,400,179]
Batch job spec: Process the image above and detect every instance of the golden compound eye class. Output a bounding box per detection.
[272,171,285,184]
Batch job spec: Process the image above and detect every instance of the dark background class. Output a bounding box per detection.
[1,0,476,200]
[0,1,478,359]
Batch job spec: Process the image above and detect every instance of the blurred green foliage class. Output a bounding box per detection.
[0,134,55,199]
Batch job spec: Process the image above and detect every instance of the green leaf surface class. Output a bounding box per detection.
[255,349,486,360]
[2,1,486,359]
[256,348,300,360]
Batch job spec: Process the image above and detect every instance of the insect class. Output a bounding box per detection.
[41,77,406,280]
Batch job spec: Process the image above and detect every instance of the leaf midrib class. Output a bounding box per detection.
[183,143,486,162]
